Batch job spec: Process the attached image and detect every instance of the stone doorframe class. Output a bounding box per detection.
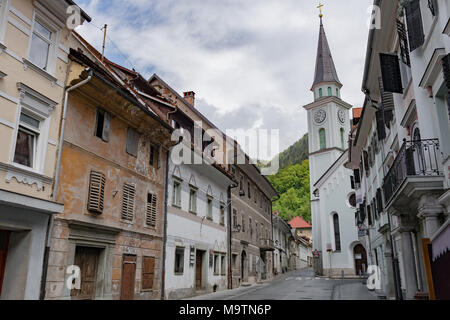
[62,220,120,300]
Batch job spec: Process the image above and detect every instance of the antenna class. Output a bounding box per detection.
[101,24,107,62]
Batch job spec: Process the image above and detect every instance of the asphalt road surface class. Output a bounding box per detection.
[187,269,378,300]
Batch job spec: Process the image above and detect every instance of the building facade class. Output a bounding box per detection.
[303,15,364,277]
[272,213,291,275]
[44,36,174,300]
[347,0,450,300]
[0,0,89,300]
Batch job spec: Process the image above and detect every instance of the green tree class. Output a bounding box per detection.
[268,160,311,222]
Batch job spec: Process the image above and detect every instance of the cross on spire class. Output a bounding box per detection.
[317,2,324,18]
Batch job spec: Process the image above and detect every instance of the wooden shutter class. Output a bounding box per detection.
[121,184,135,221]
[142,257,155,290]
[405,0,424,52]
[380,54,403,94]
[377,188,383,214]
[146,193,157,226]
[378,77,395,129]
[405,146,416,175]
[102,111,110,142]
[376,110,386,141]
[396,19,411,67]
[354,169,361,184]
[442,54,450,119]
[126,127,139,157]
[87,171,106,213]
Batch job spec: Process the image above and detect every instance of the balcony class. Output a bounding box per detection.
[383,139,444,210]
[260,238,275,251]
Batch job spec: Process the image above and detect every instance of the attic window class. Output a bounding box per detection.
[95,109,111,142]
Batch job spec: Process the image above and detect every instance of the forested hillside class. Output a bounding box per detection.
[267,134,311,222]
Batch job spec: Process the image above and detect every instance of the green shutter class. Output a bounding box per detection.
[319,129,326,150]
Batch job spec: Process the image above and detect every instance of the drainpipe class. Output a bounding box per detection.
[39,68,93,300]
[271,195,280,279]
[161,149,170,300]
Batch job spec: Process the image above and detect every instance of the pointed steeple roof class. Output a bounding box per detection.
[311,18,342,89]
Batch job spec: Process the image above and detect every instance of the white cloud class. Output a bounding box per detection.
[76,0,373,159]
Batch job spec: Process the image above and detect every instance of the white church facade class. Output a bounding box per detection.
[303,16,366,277]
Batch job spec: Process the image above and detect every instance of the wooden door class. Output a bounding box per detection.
[195,251,203,289]
[120,255,136,300]
[0,231,10,296]
[71,247,100,300]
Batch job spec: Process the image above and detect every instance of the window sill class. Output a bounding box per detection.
[189,210,197,215]
[172,204,182,209]
[0,42,6,54]
[174,272,184,276]
[23,58,57,85]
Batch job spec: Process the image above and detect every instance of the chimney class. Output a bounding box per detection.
[183,91,195,106]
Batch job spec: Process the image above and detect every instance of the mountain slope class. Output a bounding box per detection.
[276,134,309,170]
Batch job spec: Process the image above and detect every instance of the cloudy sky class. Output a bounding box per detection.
[75,0,373,159]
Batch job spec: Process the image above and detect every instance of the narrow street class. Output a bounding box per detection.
[186,269,378,300]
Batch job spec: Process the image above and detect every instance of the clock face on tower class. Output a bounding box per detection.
[314,109,327,124]
[338,109,346,124]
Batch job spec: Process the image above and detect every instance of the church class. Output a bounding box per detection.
[302,12,366,277]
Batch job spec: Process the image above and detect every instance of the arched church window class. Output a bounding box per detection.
[340,128,345,149]
[319,128,326,150]
[328,87,332,96]
[319,88,323,98]
[333,214,341,251]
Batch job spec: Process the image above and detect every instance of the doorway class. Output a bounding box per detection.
[0,231,10,296]
[195,250,204,289]
[354,244,368,275]
[241,251,247,282]
[71,246,101,300]
[120,255,137,300]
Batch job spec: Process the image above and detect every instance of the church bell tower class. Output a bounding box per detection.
[303,14,353,187]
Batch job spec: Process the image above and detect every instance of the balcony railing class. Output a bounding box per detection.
[383,139,442,205]
[260,238,275,251]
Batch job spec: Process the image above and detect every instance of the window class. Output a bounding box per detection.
[328,87,332,96]
[174,247,184,274]
[340,128,345,149]
[220,203,225,226]
[333,214,341,251]
[319,88,323,98]
[172,180,181,207]
[13,112,41,168]
[233,209,237,228]
[349,193,357,208]
[207,197,213,220]
[126,127,140,157]
[241,215,246,232]
[247,181,251,199]
[189,188,197,213]
[146,193,157,227]
[319,128,326,150]
[87,171,106,214]
[28,18,56,72]
[214,253,219,275]
[95,109,111,142]
[254,187,257,203]
[249,218,253,238]
[149,144,160,168]
[121,184,135,221]
[232,254,238,269]
[142,257,155,291]
[221,255,226,275]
